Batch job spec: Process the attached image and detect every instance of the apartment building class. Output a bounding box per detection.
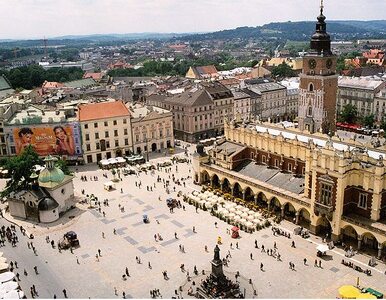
[78,101,132,163]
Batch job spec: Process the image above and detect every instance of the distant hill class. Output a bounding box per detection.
[1,20,385,48]
[182,20,386,41]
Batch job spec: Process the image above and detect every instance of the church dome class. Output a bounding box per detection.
[38,167,65,183]
[38,197,59,211]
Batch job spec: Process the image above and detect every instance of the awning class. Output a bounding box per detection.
[116,157,126,163]
[316,244,329,252]
[0,272,14,283]
[339,285,361,299]
[104,181,115,187]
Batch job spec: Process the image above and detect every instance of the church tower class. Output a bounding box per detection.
[298,0,338,134]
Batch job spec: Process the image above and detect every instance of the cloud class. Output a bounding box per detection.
[0,0,385,39]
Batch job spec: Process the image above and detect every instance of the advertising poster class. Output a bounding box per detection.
[13,124,81,157]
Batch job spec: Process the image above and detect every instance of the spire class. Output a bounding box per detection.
[310,0,331,56]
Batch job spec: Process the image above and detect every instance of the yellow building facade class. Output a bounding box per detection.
[193,121,386,259]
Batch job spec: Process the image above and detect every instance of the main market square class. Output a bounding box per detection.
[0,141,385,299]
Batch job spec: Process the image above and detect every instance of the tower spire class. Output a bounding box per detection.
[320,0,324,14]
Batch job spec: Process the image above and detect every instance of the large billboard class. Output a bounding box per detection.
[12,123,82,157]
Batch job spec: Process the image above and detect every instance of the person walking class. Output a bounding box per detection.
[63,289,67,298]
[304,258,307,265]
[250,253,253,260]
[260,263,264,271]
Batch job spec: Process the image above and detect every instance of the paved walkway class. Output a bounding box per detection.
[0,144,385,298]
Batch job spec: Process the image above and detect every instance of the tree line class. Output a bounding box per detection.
[0,65,84,89]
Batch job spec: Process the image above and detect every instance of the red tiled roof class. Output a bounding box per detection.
[83,72,103,80]
[78,101,130,122]
[42,81,64,89]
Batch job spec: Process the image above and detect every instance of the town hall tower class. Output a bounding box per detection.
[298,0,338,134]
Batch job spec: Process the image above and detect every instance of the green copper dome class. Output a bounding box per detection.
[38,155,65,184]
[38,167,65,183]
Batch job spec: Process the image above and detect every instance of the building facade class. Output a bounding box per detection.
[298,4,338,134]
[244,79,287,123]
[129,104,174,155]
[78,101,132,164]
[193,120,386,259]
[337,77,386,123]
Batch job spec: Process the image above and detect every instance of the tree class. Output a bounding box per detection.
[361,114,375,128]
[55,159,71,175]
[1,146,43,196]
[339,104,358,124]
[271,62,296,78]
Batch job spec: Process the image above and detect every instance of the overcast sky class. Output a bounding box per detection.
[1,0,385,39]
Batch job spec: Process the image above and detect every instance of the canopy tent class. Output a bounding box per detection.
[0,281,18,293]
[116,157,126,163]
[2,290,24,299]
[100,159,109,166]
[0,263,8,272]
[228,213,236,219]
[107,158,118,164]
[103,181,116,191]
[359,294,377,299]
[0,257,6,263]
[316,244,329,252]
[338,285,361,299]
[0,272,14,283]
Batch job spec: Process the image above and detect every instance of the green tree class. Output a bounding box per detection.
[339,104,358,124]
[1,146,43,196]
[361,114,375,128]
[55,159,71,175]
[271,62,296,78]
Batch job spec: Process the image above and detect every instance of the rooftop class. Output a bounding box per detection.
[234,160,304,194]
[79,100,130,122]
[338,76,385,90]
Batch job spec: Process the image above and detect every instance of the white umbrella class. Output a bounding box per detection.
[228,213,236,219]
[3,290,24,299]
[247,215,255,221]
[230,203,237,208]
[253,218,260,224]
[229,207,236,213]
[234,215,241,221]
[241,212,249,218]
[245,221,254,228]
[235,210,243,215]
[0,281,18,293]
[0,272,14,283]
[204,191,210,195]
[222,211,229,217]
[0,252,3,257]
[242,207,250,213]
[193,191,198,196]
[0,257,6,263]
[254,212,261,218]
[0,263,8,272]
[235,205,243,210]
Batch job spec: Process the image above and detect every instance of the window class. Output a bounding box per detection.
[84,124,88,129]
[124,129,128,135]
[94,123,98,128]
[274,159,279,167]
[320,183,332,205]
[308,106,312,117]
[288,163,293,172]
[358,193,367,209]
[113,120,117,126]
[136,135,140,142]
[85,134,90,141]
[124,138,129,146]
[105,131,109,138]
[95,133,99,139]
[123,119,127,124]
[96,142,100,150]
[308,83,314,92]
[114,130,118,137]
[104,121,108,127]
[86,144,91,151]
[262,155,266,164]
[106,141,110,148]
[115,140,119,147]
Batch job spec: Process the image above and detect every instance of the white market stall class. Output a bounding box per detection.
[104,181,116,191]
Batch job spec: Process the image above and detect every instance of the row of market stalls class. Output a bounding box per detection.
[187,190,266,231]
[0,252,24,299]
[99,157,127,169]
[99,155,146,169]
